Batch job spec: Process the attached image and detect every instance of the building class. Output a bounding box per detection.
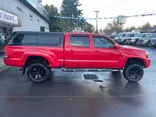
[0,0,50,52]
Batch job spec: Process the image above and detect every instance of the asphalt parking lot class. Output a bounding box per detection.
[0,46,155,117]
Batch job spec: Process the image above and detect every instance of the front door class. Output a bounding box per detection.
[92,36,121,68]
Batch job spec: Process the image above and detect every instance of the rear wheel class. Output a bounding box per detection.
[123,40,127,45]
[27,63,50,83]
[123,64,144,82]
[147,41,152,47]
[135,40,140,46]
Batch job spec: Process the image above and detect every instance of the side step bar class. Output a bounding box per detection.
[62,68,120,72]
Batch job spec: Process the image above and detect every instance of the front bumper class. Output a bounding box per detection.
[3,57,11,66]
[144,58,151,68]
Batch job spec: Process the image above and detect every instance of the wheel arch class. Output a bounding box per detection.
[22,54,56,75]
[124,58,145,68]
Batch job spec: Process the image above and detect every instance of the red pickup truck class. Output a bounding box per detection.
[3,31,151,83]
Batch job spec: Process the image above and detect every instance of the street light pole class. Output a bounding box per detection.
[95,11,100,33]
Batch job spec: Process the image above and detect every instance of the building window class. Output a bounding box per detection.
[40,27,45,32]
[17,6,22,12]
[29,14,33,18]
[0,28,12,51]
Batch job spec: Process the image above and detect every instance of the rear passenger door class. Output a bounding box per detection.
[65,35,94,68]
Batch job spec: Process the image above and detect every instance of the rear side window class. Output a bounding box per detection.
[70,36,90,47]
[37,35,61,45]
[11,34,37,45]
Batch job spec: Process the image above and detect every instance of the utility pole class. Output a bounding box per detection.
[95,11,100,33]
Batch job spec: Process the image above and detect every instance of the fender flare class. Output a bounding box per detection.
[21,52,57,68]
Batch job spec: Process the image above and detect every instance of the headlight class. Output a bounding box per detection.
[146,51,149,55]
[146,51,149,58]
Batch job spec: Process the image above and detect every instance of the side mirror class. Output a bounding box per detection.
[114,43,119,49]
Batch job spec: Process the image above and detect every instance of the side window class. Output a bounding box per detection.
[12,34,24,45]
[142,34,146,38]
[37,35,61,45]
[12,34,37,45]
[22,35,37,44]
[70,36,90,47]
[130,34,135,37]
[122,34,126,37]
[94,37,114,48]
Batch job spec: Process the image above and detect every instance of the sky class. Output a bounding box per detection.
[42,0,156,29]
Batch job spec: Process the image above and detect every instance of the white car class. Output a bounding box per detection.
[114,33,139,44]
[114,33,126,43]
[135,33,153,46]
[118,32,140,44]
[123,33,141,45]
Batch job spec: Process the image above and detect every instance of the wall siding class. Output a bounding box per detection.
[0,0,49,32]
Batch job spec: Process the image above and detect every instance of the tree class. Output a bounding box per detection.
[45,4,64,32]
[104,20,123,35]
[61,0,83,31]
[139,22,151,31]
[124,26,136,32]
[83,21,94,33]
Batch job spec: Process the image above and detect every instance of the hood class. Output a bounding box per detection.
[119,45,146,52]
[118,45,148,58]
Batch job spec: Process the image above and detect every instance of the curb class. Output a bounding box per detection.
[0,50,4,54]
[0,58,9,74]
[0,66,10,74]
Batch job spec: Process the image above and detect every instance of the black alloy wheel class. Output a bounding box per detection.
[27,63,50,83]
[123,64,144,82]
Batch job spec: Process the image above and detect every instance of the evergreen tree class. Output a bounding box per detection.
[61,0,83,31]
[45,4,64,32]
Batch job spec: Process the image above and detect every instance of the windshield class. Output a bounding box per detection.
[141,34,150,38]
[116,33,123,37]
[125,33,138,37]
[121,34,126,37]
[148,33,156,38]
[134,33,142,37]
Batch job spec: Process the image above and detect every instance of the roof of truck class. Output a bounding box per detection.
[13,31,65,35]
[66,32,106,36]
[13,31,106,37]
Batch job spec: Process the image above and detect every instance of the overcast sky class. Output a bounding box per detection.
[42,0,156,29]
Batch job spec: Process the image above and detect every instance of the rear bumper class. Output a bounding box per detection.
[3,57,11,66]
[144,58,151,68]
[151,42,156,46]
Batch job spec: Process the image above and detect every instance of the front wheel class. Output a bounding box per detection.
[27,63,50,83]
[123,64,144,82]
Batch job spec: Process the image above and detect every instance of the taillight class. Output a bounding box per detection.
[4,46,8,57]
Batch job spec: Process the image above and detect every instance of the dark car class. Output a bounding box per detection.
[149,34,156,47]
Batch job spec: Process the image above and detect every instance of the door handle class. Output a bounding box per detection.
[95,50,99,52]
[70,49,74,52]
